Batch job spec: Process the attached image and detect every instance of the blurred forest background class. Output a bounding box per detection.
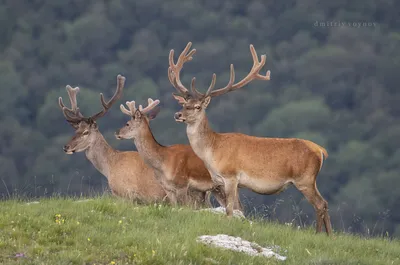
[0,0,399,237]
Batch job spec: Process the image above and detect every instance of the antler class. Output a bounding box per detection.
[206,44,270,98]
[90,74,126,121]
[168,42,196,97]
[139,98,160,114]
[120,98,160,117]
[120,101,138,116]
[169,43,270,99]
[59,74,125,125]
[58,85,85,124]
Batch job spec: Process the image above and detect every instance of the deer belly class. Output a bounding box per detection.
[239,172,292,195]
[188,178,214,192]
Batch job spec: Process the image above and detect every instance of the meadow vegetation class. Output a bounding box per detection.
[0,196,399,265]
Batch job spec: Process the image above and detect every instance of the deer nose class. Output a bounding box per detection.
[174,112,182,119]
[63,145,69,152]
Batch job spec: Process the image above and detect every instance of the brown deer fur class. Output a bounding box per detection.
[169,43,332,235]
[59,75,166,203]
[115,99,242,210]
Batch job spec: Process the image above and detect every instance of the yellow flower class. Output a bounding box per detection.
[76,221,80,225]
[110,261,116,265]
[87,238,91,241]
[118,220,122,224]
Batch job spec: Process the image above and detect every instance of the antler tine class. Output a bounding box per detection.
[120,100,137,116]
[59,85,79,112]
[207,44,270,98]
[190,64,235,99]
[138,98,160,114]
[168,42,196,96]
[91,74,126,121]
[58,85,85,123]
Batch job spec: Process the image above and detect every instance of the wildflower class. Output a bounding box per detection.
[118,220,122,224]
[87,238,91,241]
[76,221,80,225]
[110,261,116,265]
[54,214,65,225]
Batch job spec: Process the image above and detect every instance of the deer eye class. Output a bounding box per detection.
[82,130,89,136]
[195,105,201,110]
[126,123,129,127]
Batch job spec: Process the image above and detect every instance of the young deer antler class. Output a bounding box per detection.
[168,42,271,99]
[139,98,160,114]
[120,98,160,117]
[120,101,138,116]
[168,42,196,97]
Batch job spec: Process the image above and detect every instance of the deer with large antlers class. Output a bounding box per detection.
[59,75,166,202]
[169,42,332,235]
[114,97,242,210]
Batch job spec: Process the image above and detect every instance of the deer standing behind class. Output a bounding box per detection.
[169,43,332,235]
[59,75,166,203]
[114,98,242,210]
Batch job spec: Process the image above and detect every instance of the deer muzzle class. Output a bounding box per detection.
[174,112,185,122]
[63,145,75,154]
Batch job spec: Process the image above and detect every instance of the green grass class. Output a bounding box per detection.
[0,196,399,265]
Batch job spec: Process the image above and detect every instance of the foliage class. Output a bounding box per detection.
[0,197,399,265]
[0,0,399,237]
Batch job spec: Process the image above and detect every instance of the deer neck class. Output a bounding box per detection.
[133,124,165,173]
[85,131,117,178]
[186,114,216,160]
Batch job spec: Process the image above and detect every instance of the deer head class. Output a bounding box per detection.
[115,98,161,140]
[58,74,125,154]
[169,42,271,124]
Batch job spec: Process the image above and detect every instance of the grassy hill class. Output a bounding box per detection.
[0,196,398,265]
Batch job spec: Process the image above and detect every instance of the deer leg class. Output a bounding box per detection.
[166,190,178,206]
[295,182,331,235]
[176,188,190,205]
[323,203,332,235]
[224,178,239,217]
[233,187,243,212]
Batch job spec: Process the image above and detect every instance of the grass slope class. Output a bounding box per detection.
[0,196,399,265]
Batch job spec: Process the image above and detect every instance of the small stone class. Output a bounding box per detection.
[196,234,286,261]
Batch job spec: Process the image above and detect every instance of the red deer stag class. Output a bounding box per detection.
[58,75,166,203]
[115,98,242,210]
[169,42,332,235]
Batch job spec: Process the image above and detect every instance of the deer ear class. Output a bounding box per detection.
[202,96,211,108]
[147,106,161,120]
[172,93,187,105]
[134,110,142,120]
[68,121,80,130]
[90,122,98,129]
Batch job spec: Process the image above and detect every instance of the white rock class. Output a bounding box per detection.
[197,234,286,261]
[25,201,40,205]
[74,199,93,203]
[199,207,246,219]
